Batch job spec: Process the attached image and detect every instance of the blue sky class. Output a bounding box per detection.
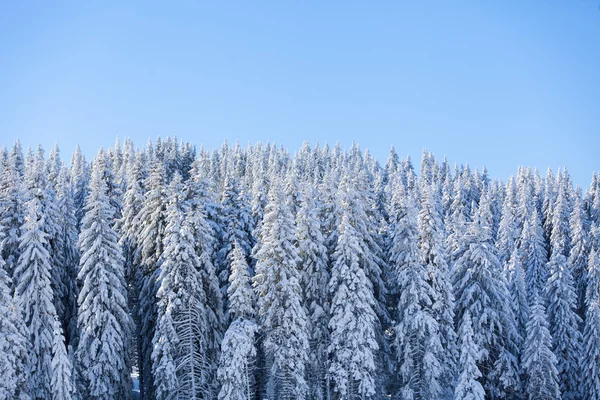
[0,1,598,186]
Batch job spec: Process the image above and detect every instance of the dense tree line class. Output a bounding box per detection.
[1,137,600,400]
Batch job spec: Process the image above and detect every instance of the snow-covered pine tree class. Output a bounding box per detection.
[522,296,561,400]
[15,194,58,399]
[296,184,330,400]
[218,242,258,400]
[454,311,485,400]
[569,191,589,318]
[51,320,75,400]
[218,172,254,295]
[55,167,80,347]
[76,149,132,399]
[70,144,89,230]
[0,258,30,400]
[588,249,600,308]
[582,300,600,400]
[452,190,520,398]
[390,181,444,399]
[185,161,225,397]
[327,176,381,400]
[496,177,519,267]
[253,176,309,400]
[521,209,549,302]
[0,143,26,283]
[546,209,582,400]
[135,157,168,400]
[115,151,146,383]
[418,183,458,392]
[152,173,212,400]
[507,248,529,356]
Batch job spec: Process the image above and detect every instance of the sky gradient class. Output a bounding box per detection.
[0,1,598,186]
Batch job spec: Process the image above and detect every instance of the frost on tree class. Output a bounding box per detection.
[454,311,485,400]
[389,181,443,399]
[76,150,132,400]
[151,173,212,400]
[328,178,379,400]
[452,190,520,397]
[218,242,257,400]
[0,258,30,400]
[15,195,58,399]
[253,176,309,400]
[296,184,330,400]
[51,320,75,400]
[522,296,560,400]
[418,184,457,392]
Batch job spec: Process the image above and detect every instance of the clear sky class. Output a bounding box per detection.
[0,1,598,186]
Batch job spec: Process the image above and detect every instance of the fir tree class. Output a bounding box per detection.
[296,185,330,400]
[521,210,549,302]
[391,185,443,399]
[546,217,582,400]
[254,177,309,400]
[418,184,457,392]
[15,196,57,399]
[218,242,257,400]
[581,301,600,400]
[76,150,132,399]
[522,296,561,400]
[0,260,30,400]
[135,158,167,400]
[328,177,380,400]
[454,311,485,400]
[152,173,211,400]
[51,320,75,400]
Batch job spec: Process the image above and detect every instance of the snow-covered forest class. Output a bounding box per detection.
[1,137,600,400]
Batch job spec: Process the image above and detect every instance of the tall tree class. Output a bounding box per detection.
[296,185,330,400]
[521,296,561,400]
[328,177,379,400]
[152,173,212,400]
[76,150,132,399]
[521,210,549,302]
[390,184,444,399]
[546,203,582,400]
[254,177,309,400]
[135,158,167,400]
[452,191,520,397]
[15,195,58,399]
[0,258,30,400]
[51,320,75,400]
[454,311,485,400]
[218,242,258,400]
[418,184,457,392]
[0,143,26,282]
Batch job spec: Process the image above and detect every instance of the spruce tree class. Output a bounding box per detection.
[296,185,330,400]
[254,176,309,400]
[454,311,485,400]
[76,150,132,399]
[521,210,549,302]
[522,296,561,400]
[15,195,57,399]
[391,184,443,399]
[328,177,379,400]
[582,300,600,400]
[418,184,457,392]
[218,242,257,400]
[51,320,75,400]
[547,206,582,400]
[0,260,30,400]
[135,157,167,399]
[452,191,520,397]
[152,173,211,400]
